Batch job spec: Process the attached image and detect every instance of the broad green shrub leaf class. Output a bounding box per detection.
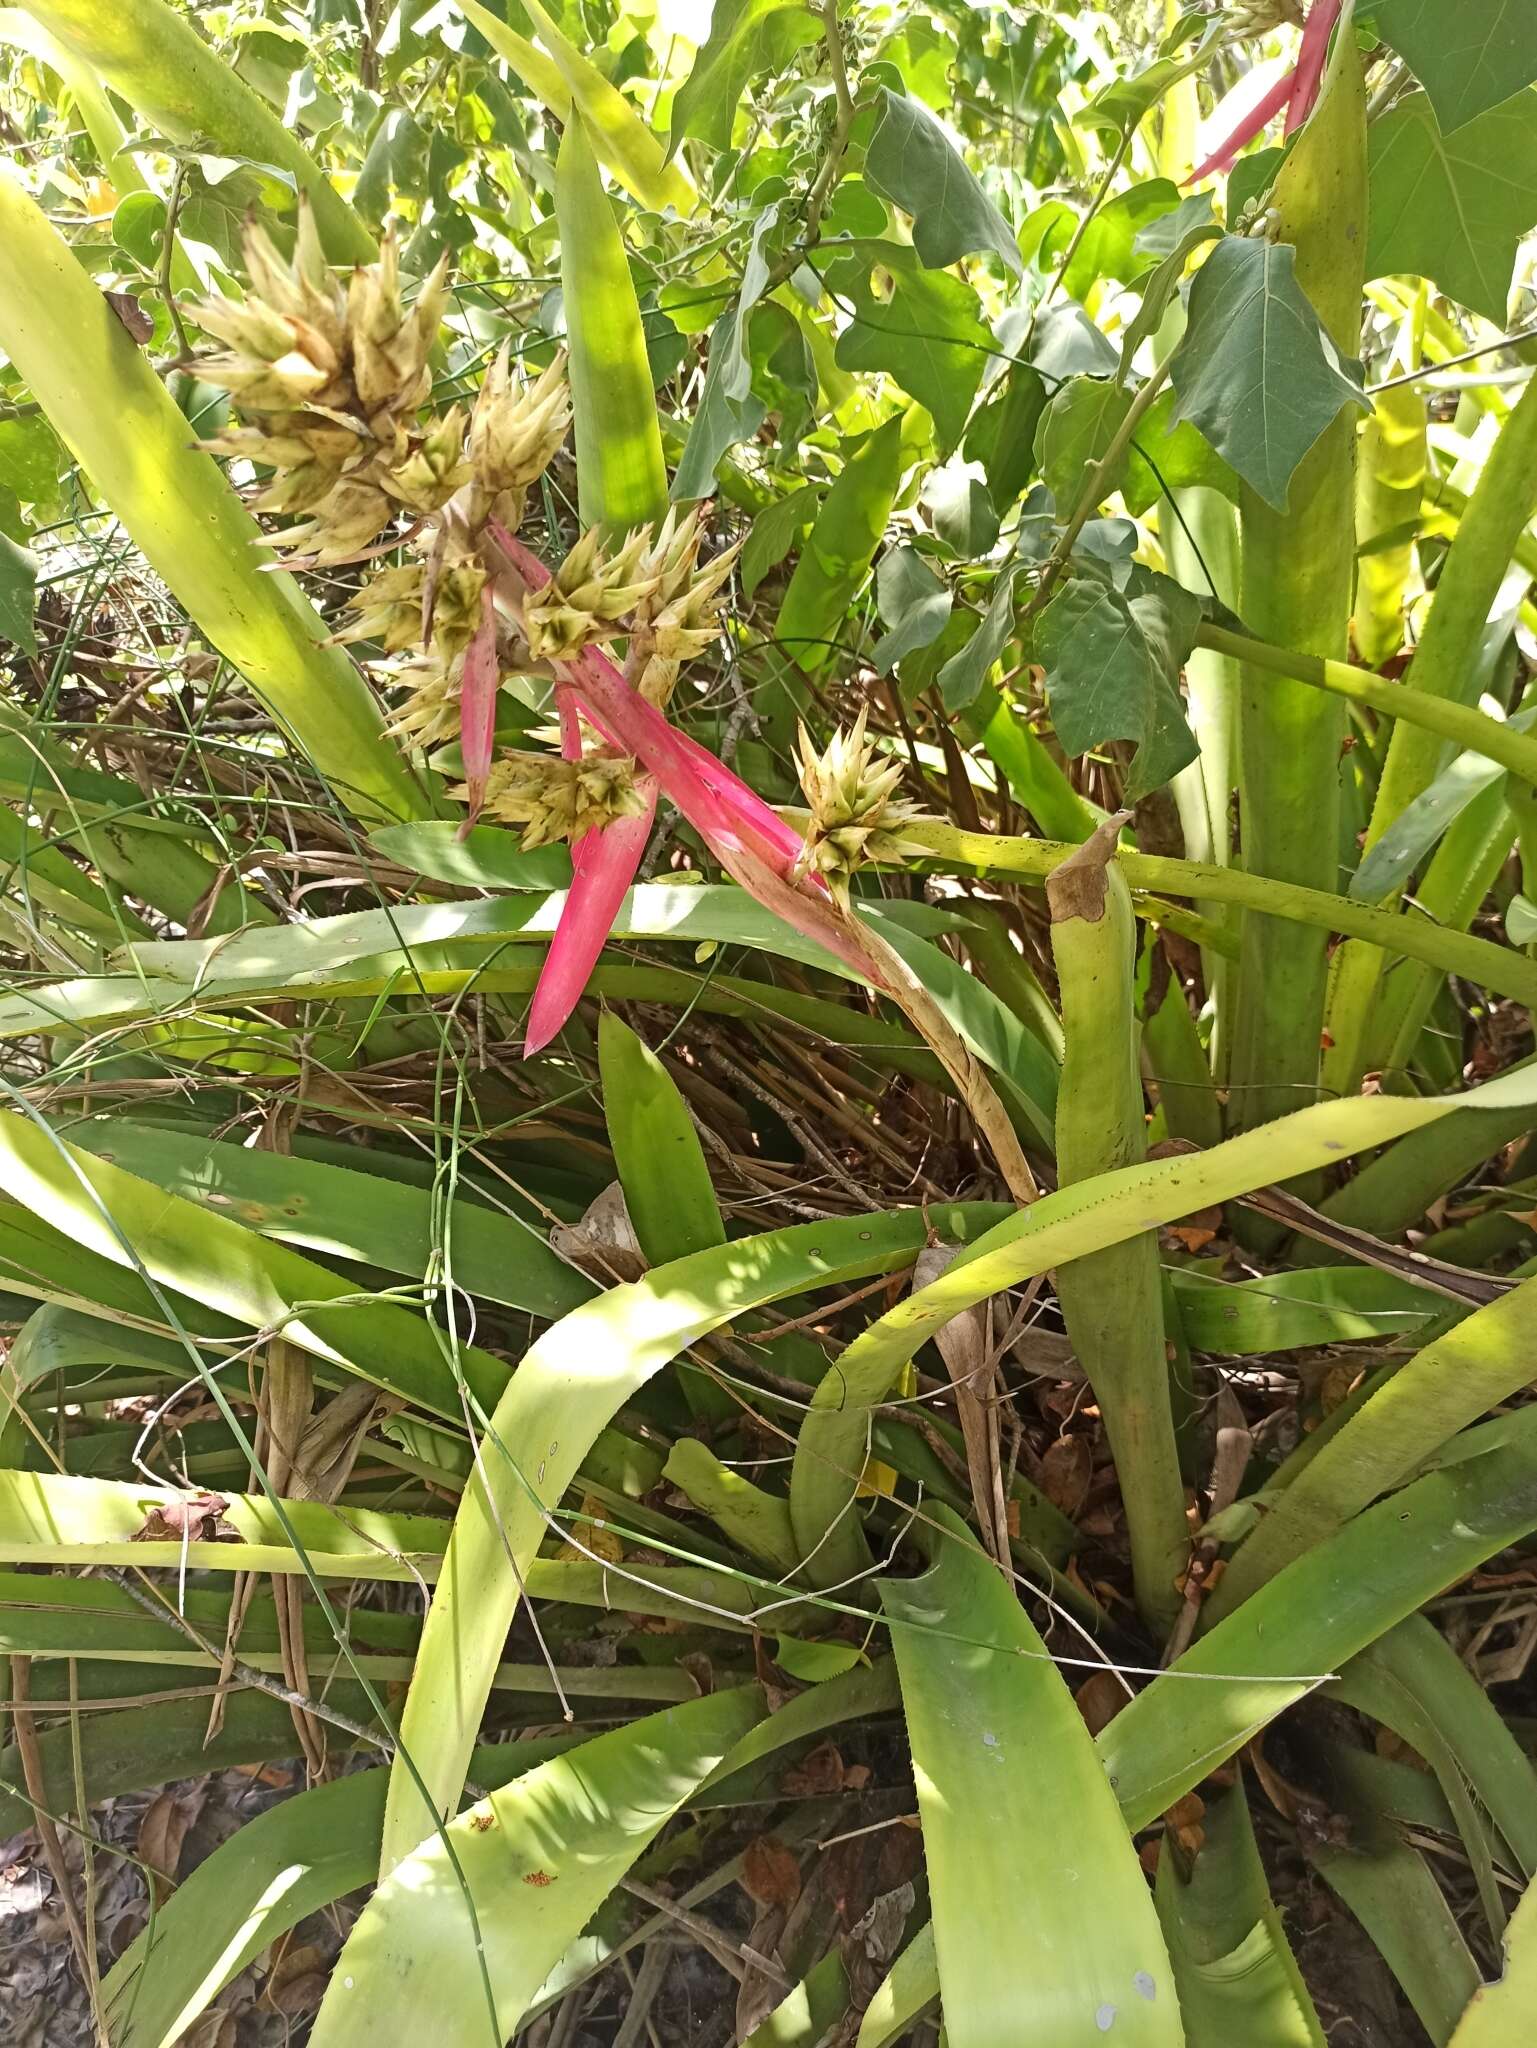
[556,114,669,534]
[871,546,952,673]
[1062,178,1180,303]
[936,559,1028,712]
[742,482,820,596]
[1168,236,1369,512]
[1035,569,1202,799]
[0,530,36,655]
[0,412,65,511]
[864,87,1022,276]
[316,1691,764,2047]
[1117,216,1224,381]
[881,1510,1181,2048]
[776,416,903,667]
[830,245,991,455]
[1367,91,1537,322]
[1374,0,1537,134]
[921,463,999,556]
[672,308,768,501]
[963,365,1047,512]
[1034,379,1227,515]
[1037,377,1136,508]
[598,1011,724,1261]
[670,0,821,152]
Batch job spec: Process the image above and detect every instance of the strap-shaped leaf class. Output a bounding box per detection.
[881,1509,1181,2048]
[456,0,695,215]
[556,116,669,536]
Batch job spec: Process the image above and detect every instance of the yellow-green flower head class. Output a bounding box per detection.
[457,748,647,848]
[469,346,572,494]
[268,477,394,564]
[193,210,351,414]
[793,708,922,905]
[522,526,660,662]
[339,562,427,655]
[634,536,740,706]
[348,237,450,424]
[385,655,461,752]
[380,405,472,514]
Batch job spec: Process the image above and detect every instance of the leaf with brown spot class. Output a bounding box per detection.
[742,1836,802,1910]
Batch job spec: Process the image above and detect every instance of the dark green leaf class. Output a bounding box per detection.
[1036,377,1134,510]
[1063,178,1181,303]
[1168,236,1368,511]
[963,366,1047,513]
[673,309,769,502]
[864,88,1022,276]
[741,482,820,597]
[1028,301,1119,383]
[670,0,821,152]
[1375,0,1537,134]
[871,546,952,674]
[1036,568,1202,799]
[921,464,1001,557]
[831,245,992,456]
[937,559,1029,714]
[0,531,37,656]
[1367,91,1537,322]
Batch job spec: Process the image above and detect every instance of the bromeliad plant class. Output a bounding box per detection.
[8,2,1537,2045]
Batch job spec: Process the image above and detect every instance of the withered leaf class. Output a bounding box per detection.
[742,1835,802,1910]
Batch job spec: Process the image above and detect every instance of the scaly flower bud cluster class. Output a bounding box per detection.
[618,508,740,707]
[455,749,649,848]
[794,709,924,905]
[521,527,660,663]
[1229,0,1304,35]
[470,347,572,497]
[196,212,459,562]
